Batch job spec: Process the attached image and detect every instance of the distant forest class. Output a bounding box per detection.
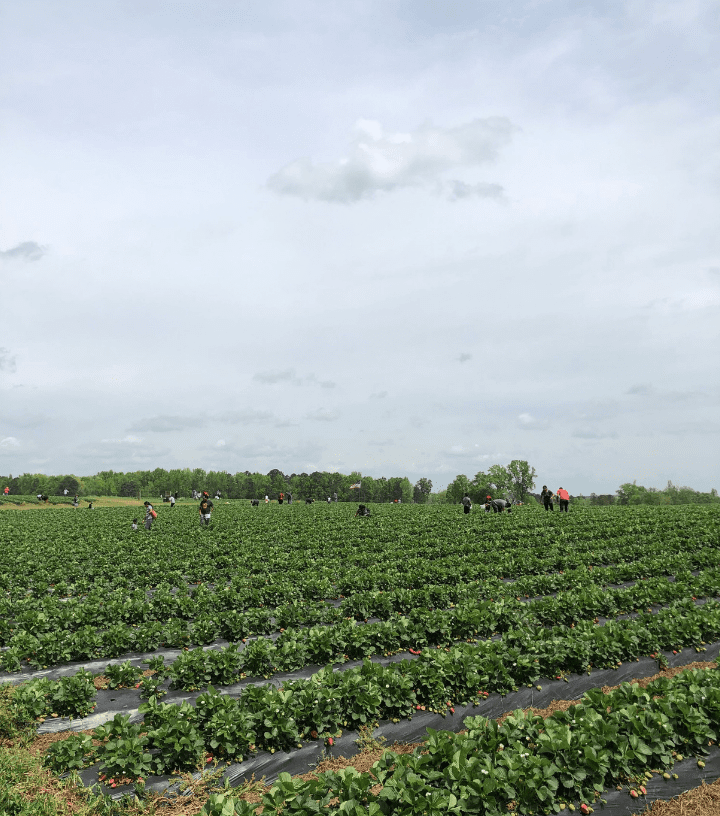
[2,468,716,506]
[0,468,431,504]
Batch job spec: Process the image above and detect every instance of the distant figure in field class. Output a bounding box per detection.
[169,494,176,508]
[143,501,154,528]
[63,488,69,495]
[73,494,79,507]
[278,492,284,505]
[37,493,42,501]
[250,499,260,506]
[305,498,314,504]
[355,504,371,517]
[483,495,493,513]
[489,498,512,513]
[333,492,338,502]
[265,495,269,504]
[286,492,292,504]
[557,487,570,513]
[199,496,214,526]
[541,486,554,511]
[327,497,331,503]
[87,501,94,510]
[461,494,472,514]
[3,486,9,496]
[215,490,221,500]
[41,495,49,503]
[131,518,138,531]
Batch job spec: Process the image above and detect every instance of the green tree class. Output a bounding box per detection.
[471,470,496,504]
[413,478,433,504]
[446,474,472,505]
[55,475,80,496]
[119,480,139,498]
[486,464,512,495]
[505,460,537,503]
[616,482,647,505]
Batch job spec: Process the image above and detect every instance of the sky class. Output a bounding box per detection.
[1,0,719,494]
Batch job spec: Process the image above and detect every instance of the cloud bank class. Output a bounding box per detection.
[267,117,515,203]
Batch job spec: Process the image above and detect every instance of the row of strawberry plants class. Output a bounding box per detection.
[42,599,720,782]
[4,539,719,650]
[206,666,720,816]
[3,505,717,601]
[4,561,717,675]
[165,578,720,690]
[5,561,719,675]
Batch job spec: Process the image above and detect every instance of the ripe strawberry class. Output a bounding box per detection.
[630,790,638,798]
[327,737,334,746]
[640,786,647,794]
[450,707,455,714]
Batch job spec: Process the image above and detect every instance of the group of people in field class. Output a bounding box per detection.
[459,485,571,515]
[129,484,573,532]
[461,494,513,514]
[540,486,570,512]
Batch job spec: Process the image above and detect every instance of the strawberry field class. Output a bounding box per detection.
[2,501,720,815]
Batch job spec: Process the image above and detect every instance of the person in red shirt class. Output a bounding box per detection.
[556,487,570,513]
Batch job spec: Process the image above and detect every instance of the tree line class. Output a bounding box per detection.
[440,460,538,505]
[0,468,431,504]
[439,466,718,507]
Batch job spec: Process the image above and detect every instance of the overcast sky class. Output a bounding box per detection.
[1,0,719,494]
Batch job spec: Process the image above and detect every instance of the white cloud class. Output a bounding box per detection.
[306,408,340,422]
[128,415,203,432]
[517,413,550,430]
[101,435,142,445]
[0,436,20,447]
[216,439,226,447]
[267,117,515,203]
[0,241,47,262]
[253,369,335,388]
[0,348,17,372]
[572,428,619,439]
[218,409,276,424]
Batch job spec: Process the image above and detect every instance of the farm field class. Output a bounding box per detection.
[1,501,720,816]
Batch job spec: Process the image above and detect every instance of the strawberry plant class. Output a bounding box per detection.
[99,734,153,781]
[103,660,143,689]
[44,732,97,772]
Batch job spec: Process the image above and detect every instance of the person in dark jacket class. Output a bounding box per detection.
[541,486,554,511]
[461,494,472,514]
[355,504,371,516]
[199,496,214,526]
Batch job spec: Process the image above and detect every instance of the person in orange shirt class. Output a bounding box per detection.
[556,487,570,513]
